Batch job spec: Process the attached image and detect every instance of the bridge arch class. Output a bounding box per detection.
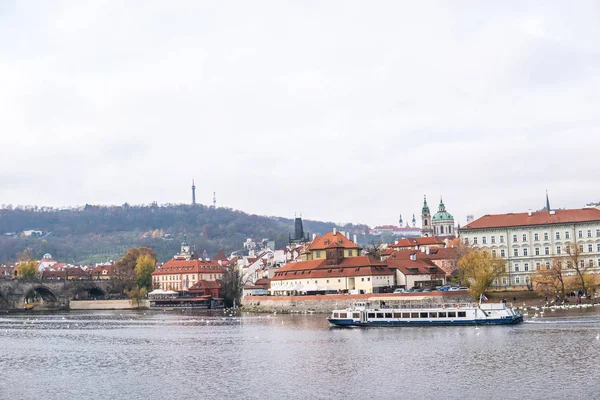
[71,286,107,300]
[23,286,59,310]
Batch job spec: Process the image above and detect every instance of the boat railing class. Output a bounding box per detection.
[359,302,480,310]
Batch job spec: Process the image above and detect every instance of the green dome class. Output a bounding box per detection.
[432,211,454,221]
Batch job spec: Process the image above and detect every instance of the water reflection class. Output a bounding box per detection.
[0,308,599,400]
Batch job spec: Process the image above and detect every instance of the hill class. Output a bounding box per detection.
[0,204,369,264]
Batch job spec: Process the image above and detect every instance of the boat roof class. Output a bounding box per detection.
[367,296,430,302]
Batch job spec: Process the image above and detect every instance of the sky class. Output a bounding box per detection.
[1,1,600,227]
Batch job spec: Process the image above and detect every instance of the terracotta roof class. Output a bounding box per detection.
[427,247,457,260]
[389,237,444,248]
[461,208,600,230]
[306,231,360,251]
[272,256,392,280]
[41,270,66,279]
[386,252,444,276]
[152,259,224,276]
[215,249,228,262]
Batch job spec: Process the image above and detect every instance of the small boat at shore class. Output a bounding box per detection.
[328,298,523,327]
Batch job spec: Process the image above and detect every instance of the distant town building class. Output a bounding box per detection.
[460,204,600,288]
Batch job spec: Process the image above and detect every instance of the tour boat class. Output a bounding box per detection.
[328,298,522,327]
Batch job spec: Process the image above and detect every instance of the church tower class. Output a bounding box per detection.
[412,214,416,228]
[399,214,403,226]
[421,195,433,237]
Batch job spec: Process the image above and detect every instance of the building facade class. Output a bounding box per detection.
[460,208,600,288]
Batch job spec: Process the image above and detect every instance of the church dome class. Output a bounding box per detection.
[432,211,454,221]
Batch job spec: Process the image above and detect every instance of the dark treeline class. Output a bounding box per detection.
[0,204,369,264]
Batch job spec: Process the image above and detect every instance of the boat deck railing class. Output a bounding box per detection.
[350,301,507,311]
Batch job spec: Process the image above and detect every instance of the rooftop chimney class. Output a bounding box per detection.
[333,227,337,235]
[410,253,416,261]
[312,233,317,241]
[528,209,532,217]
[353,234,358,244]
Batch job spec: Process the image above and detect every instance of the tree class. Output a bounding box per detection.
[125,286,147,307]
[447,241,472,285]
[16,259,38,280]
[112,247,157,293]
[532,257,566,301]
[221,262,248,308]
[365,240,383,258]
[457,249,504,300]
[564,242,590,295]
[135,254,156,290]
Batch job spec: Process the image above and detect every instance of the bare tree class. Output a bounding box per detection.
[564,242,590,295]
[533,257,566,301]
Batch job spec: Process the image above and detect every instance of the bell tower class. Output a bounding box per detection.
[421,195,433,237]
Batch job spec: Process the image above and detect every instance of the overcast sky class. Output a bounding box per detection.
[1,1,599,227]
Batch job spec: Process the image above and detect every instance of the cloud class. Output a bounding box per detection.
[1,1,599,227]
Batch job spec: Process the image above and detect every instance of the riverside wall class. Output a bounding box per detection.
[69,299,150,310]
[242,291,473,313]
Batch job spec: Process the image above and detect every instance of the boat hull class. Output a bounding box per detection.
[328,316,523,327]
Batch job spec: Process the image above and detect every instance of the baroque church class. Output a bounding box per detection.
[420,195,455,238]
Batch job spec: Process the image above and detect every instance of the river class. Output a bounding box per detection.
[1,308,599,400]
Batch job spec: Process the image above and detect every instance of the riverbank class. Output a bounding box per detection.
[69,299,149,310]
[242,291,473,313]
[486,290,600,308]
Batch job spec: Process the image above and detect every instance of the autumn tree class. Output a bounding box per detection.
[457,249,504,300]
[125,286,148,307]
[221,262,249,308]
[112,247,157,293]
[16,259,38,280]
[532,257,567,301]
[135,254,156,290]
[564,242,591,295]
[447,241,473,285]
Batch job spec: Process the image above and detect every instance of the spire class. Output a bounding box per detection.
[545,190,550,212]
[422,195,430,214]
[399,214,403,226]
[412,213,416,227]
[438,196,446,212]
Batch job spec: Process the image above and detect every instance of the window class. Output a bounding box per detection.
[473,237,478,245]
[556,246,561,255]
[546,262,550,270]
[589,244,593,253]
[596,229,600,237]
[515,276,520,284]
[597,244,600,252]
[513,234,517,242]
[458,312,466,318]
[522,234,527,241]
[500,235,505,244]
[579,244,584,253]
[536,262,540,270]
[491,236,496,244]
[523,248,528,256]
[565,231,570,239]
[544,232,549,240]
[338,279,341,282]
[535,247,540,256]
[502,277,507,285]
[361,278,364,281]
[367,278,370,281]
[482,237,487,244]
[347,250,352,256]
[492,250,497,257]
[589,260,594,268]
[545,247,550,255]
[464,238,469,245]
[316,251,321,257]
[556,232,560,240]
[500,249,506,257]
[524,263,529,271]
[514,249,518,257]
[580,260,585,268]
[588,230,592,238]
[578,230,583,238]
[534,233,539,241]
[598,259,600,267]
[514,264,519,272]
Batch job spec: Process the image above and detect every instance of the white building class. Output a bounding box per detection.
[459,207,600,288]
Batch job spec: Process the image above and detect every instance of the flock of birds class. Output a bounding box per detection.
[516,302,598,319]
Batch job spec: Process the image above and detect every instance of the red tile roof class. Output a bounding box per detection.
[215,249,228,262]
[272,256,392,280]
[385,250,446,276]
[462,208,600,230]
[389,237,444,248]
[427,247,457,260]
[152,259,225,276]
[307,231,360,251]
[189,279,223,290]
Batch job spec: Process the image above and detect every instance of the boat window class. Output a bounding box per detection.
[419,312,428,318]
[447,312,456,318]
[393,312,402,318]
[368,313,376,318]
[402,313,410,318]
[429,312,437,318]
[376,313,385,319]
[338,313,347,319]
[385,312,393,318]
[333,313,339,318]
[352,312,360,319]
[438,312,447,318]
[410,313,419,318]
[458,311,466,318]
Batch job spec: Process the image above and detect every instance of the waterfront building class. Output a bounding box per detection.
[385,250,447,289]
[271,230,393,295]
[151,237,225,292]
[459,206,600,288]
[388,237,445,252]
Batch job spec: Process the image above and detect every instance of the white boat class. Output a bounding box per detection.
[327,298,522,327]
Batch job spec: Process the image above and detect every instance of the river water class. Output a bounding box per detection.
[1,308,599,400]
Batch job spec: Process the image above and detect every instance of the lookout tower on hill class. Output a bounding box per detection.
[289,214,310,244]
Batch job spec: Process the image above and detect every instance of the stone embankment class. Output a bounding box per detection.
[69,299,149,310]
[242,291,473,313]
